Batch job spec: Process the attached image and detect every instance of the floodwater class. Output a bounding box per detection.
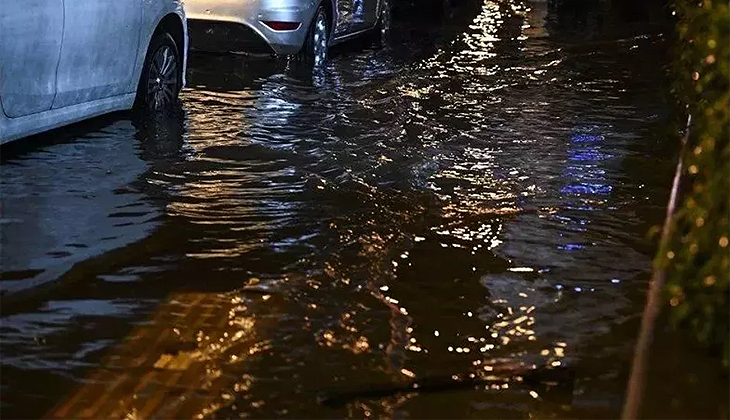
[1,0,727,418]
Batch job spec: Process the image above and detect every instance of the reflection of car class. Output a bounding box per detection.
[0,1,188,144]
[186,0,391,66]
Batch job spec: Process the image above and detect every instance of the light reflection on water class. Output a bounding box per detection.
[1,0,726,419]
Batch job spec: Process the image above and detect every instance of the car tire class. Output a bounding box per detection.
[135,32,182,112]
[371,0,391,49]
[297,5,329,69]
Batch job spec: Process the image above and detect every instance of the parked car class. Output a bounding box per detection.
[0,1,188,144]
[185,0,391,66]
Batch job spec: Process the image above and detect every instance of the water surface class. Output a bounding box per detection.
[1,1,727,418]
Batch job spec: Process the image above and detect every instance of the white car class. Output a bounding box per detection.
[0,1,188,144]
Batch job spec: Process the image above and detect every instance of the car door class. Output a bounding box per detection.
[0,0,63,118]
[52,0,142,109]
[362,0,379,28]
[352,0,377,29]
[333,0,355,36]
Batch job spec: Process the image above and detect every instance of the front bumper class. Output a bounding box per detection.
[186,0,317,55]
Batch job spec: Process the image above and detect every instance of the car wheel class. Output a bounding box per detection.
[135,32,181,112]
[298,5,329,68]
[372,0,391,48]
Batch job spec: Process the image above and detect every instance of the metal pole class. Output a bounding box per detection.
[621,114,692,419]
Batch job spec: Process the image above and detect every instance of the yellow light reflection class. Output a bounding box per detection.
[47,291,261,419]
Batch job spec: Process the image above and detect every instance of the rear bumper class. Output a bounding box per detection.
[186,1,317,55]
[188,19,276,54]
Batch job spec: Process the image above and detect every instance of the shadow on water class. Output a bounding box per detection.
[0,0,727,419]
[0,106,186,418]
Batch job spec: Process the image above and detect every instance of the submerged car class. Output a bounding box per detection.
[186,0,391,66]
[0,1,188,144]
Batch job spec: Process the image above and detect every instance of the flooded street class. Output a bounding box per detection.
[1,0,727,418]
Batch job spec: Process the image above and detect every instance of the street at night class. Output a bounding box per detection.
[1,0,728,418]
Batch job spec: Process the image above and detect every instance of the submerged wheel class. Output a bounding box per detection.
[372,0,391,48]
[298,5,329,68]
[135,32,182,112]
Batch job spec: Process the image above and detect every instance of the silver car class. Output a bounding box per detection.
[186,0,391,66]
[0,1,188,144]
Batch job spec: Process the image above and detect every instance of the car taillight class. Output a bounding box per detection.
[262,21,301,31]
